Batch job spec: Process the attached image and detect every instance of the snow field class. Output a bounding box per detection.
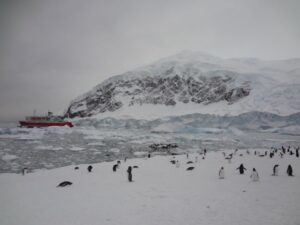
[0,149,299,225]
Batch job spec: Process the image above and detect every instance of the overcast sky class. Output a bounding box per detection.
[0,0,299,121]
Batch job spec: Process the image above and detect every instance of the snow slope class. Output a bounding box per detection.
[66,51,300,118]
[1,149,300,225]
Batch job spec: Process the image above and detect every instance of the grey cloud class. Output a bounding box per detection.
[0,0,299,121]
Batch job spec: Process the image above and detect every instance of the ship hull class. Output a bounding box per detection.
[19,121,73,128]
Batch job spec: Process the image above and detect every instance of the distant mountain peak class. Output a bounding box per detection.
[66,51,300,118]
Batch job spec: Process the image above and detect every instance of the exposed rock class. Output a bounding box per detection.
[66,73,250,118]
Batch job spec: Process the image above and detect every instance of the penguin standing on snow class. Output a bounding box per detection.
[22,167,28,175]
[127,166,133,182]
[228,157,232,163]
[219,167,225,179]
[236,164,247,174]
[272,164,279,176]
[113,164,118,172]
[287,165,293,176]
[250,168,259,181]
[87,165,93,172]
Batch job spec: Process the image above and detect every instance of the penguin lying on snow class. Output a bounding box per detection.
[57,181,72,187]
[170,160,176,164]
[186,167,194,171]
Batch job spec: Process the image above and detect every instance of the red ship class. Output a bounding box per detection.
[19,112,73,128]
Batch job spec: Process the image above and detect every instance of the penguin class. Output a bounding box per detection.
[287,165,293,176]
[272,164,279,176]
[227,157,232,163]
[127,166,133,182]
[22,167,28,175]
[282,146,286,154]
[186,166,194,171]
[219,167,225,179]
[225,154,232,163]
[170,160,176,164]
[57,181,72,187]
[87,165,93,172]
[250,168,259,182]
[236,164,247,174]
[112,164,118,172]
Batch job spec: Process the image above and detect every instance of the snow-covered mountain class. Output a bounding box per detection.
[66,51,300,118]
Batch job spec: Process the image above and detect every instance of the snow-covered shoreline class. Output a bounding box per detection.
[1,149,299,225]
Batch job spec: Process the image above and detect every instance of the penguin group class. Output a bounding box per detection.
[217,146,298,181]
[54,145,297,188]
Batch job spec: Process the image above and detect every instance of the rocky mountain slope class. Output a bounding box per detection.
[66,51,300,118]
